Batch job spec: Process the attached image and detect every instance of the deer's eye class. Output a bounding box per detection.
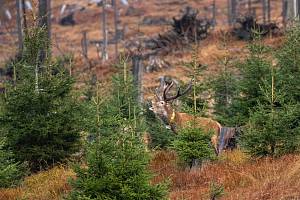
[160,101,165,105]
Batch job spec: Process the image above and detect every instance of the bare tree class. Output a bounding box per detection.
[282,0,287,26]
[81,31,88,59]
[112,0,119,58]
[267,0,271,23]
[101,0,108,62]
[298,0,300,16]
[16,0,25,55]
[22,0,28,33]
[262,0,267,24]
[294,0,300,18]
[285,0,299,20]
[248,0,252,14]
[212,0,216,28]
[262,0,271,24]
[0,0,5,20]
[227,0,231,24]
[81,31,90,69]
[132,54,143,104]
[228,0,236,25]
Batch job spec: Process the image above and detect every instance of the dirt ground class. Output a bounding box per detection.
[0,0,284,98]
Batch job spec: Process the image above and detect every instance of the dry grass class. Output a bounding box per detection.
[0,0,284,63]
[150,150,300,200]
[1,151,300,200]
[0,166,75,200]
[0,0,286,99]
[0,1,295,200]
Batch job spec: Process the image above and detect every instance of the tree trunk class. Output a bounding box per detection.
[132,55,143,104]
[267,0,271,23]
[38,0,51,38]
[298,0,300,17]
[262,0,267,24]
[22,0,27,33]
[81,31,90,69]
[227,0,232,25]
[248,0,252,14]
[38,0,51,63]
[0,0,4,9]
[286,0,296,20]
[232,0,236,23]
[294,0,299,18]
[212,0,216,28]
[228,0,236,25]
[282,0,288,26]
[16,0,25,56]
[102,0,108,62]
[112,0,118,58]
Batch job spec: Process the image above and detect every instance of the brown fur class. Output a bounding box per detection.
[170,112,221,154]
[142,132,151,152]
[151,100,221,154]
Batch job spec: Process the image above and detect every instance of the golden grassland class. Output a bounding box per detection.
[1,150,300,200]
[151,151,300,200]
[0,165,75,200]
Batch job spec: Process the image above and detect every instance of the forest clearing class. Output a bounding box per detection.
[1,0,300,200]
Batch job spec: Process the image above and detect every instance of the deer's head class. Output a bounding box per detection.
[149,80,192,129]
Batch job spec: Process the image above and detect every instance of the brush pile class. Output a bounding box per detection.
[125,7,211,64]
[232,16,279,40]
[146,7,210,54]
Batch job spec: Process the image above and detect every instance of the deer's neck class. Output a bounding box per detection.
[168,109,176,123]
[164,105,173,121]
[165,108,178,132]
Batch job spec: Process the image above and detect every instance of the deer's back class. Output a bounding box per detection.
[176,113,221,135]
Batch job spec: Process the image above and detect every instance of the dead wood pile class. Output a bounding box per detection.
[146,7,211,54]
[232,16,279,40]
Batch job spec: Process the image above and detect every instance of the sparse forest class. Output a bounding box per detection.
[1,0,300,200]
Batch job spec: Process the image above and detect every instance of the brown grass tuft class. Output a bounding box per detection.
[0,165,75,200]
[150,150,300,200]
[2,150,300,200]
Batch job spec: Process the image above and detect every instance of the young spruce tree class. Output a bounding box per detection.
[209,33,238,126]
[240,65,300,157]
[172,46,215,168]
[226,37,272,125]
[276,24,300,102]
[238,26,300,157]
[67,55,168,200]
[0,138,26,187]
[0,27,82,171]
[210,61,237,126]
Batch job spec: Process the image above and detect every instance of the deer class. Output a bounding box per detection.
[149,80,222,155]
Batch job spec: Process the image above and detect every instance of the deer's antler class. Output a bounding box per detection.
[163,80,193,102]
[155,77,172,101]
[155,88,163,101]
